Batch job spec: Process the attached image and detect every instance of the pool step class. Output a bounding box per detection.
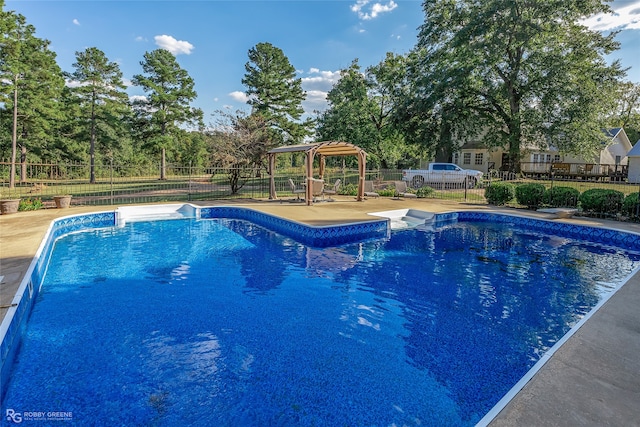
[115,204,200,226]
[370,208,433,230]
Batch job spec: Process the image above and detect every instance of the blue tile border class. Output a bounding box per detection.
[2,206,640,406]
[200,206,390,247]
[457,211,640,252]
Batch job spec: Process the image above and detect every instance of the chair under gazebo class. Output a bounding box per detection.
[267,141,367,206]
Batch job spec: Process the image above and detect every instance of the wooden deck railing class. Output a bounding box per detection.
[519,162,628,180]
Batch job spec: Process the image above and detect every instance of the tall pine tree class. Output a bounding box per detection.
[67,47,131,183]
[1,2,64,186]
[132,49,203,179]
[242,42,312,144]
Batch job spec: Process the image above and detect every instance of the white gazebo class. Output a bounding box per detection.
[267,141,367,205]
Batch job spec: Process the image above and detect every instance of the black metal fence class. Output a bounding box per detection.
[0,162,273,206]
[1,162,639,219]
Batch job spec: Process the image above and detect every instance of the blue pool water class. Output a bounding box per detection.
[2,217,639,426]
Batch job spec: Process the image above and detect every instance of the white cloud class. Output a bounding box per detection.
[351,0,397,21]
[72,19,80,26]
[129,95,148,103]
[65,79,83,88]
[135,36,147,42]
[301,69,342,113]
[227,69,341,115]
[302,90,330,112]
[154,35,194,55]
[581,1,640,31]
[229,91,249,103]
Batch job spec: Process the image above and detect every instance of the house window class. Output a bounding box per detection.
[475,153,483,165]
[554,154,561,163]
[463,153,471,165]
[533,153,554,163]
[453,153,459,164]
[615,155,621,165]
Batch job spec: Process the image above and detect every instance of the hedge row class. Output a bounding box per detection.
[485,182,640,218]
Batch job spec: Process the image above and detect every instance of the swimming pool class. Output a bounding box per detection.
[2,207,640,426]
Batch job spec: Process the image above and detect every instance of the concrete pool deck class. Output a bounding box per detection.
[1,197,639,426]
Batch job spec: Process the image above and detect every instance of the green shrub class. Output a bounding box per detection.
[339,183,358,196]
[416,186,435,198]
[578,188,624,214]
[543,186,580,207]
[377,186,396,197]
[484,182,515,205]
[18,197,44,211]
[515,183,546,209]
[622,192,640,218]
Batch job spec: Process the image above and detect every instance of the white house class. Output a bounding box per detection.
[626,140,640,183]
[452,141,501,174]
[454,128,633,177]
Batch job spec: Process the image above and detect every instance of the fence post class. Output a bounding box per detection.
[549,172,555,206]
[188,162,192,202]
[110,159,114,206]
[464,176,468,201]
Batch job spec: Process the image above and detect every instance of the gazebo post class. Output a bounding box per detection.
[357,151,366,201]
[318,155,325,180]
[305,150,314,206]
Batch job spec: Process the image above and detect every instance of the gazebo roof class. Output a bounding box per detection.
[267,141,367,157]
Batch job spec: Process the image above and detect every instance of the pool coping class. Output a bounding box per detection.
[2,203,640,425]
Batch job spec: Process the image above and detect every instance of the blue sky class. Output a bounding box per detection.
[5,0,640,126]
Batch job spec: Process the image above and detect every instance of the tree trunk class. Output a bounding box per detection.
[9,82,18,189]
[90,92,96,184]
[508,125,522,173]
[160,148,167,180]
[507,83,522,173]
[20,144,27,183]
[434,122,454,162]
[230,168,240,194]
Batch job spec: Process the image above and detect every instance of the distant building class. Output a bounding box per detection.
[453,128,632,178]
[626,139,640,184]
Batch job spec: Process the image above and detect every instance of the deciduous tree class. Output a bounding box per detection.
[316,60,377,164]
[316,58,417,168]
[407,0,625,172]
[208,110,275,194]
[610,81,640,144]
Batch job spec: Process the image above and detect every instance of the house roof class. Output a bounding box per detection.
[604,128,623,139]
[460,141,486,150]
[627,141,640,157]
